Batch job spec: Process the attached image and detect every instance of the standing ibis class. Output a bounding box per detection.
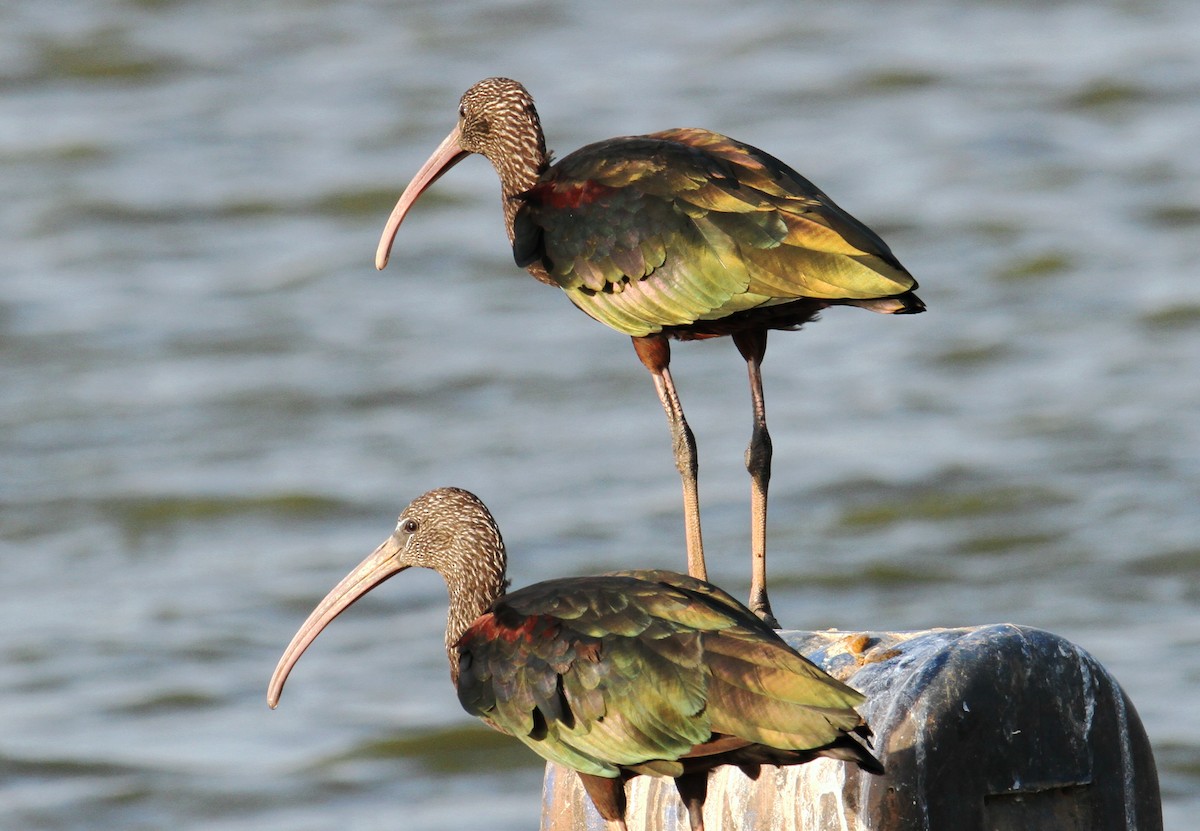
[268,487,882,831]
[376,78,924,627]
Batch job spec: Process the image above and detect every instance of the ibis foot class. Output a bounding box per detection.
[750,598,781,630]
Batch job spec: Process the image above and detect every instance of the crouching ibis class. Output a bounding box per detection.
[375,78,923,627]
[267,487,882,831]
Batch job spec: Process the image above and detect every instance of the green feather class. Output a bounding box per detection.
[514,126,917,337]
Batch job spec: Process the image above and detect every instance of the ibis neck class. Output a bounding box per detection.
[444,548,508,685]
[487,124,548,242]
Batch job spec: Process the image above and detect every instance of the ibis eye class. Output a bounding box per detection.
[400,518,418,534]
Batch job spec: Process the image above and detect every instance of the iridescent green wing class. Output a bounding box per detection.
[512,129,916,337]
[455,576,716,778]
[456,573,867,779]
[607,569,869,750]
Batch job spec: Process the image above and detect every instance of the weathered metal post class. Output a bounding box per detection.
[541,624,1161,830]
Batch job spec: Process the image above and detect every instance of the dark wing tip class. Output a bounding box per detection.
[894,291,926,314]
[821,732,886,776]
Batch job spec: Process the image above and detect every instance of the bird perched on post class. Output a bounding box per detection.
[375,78,923,627]
[268,487,882,831]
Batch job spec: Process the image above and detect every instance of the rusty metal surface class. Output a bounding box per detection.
[540,624,1162,830]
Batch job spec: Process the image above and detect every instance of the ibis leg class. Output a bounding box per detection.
[632,335,706,581]
[674,772,709,831]
[733,330,778,628]
[576,772,629,830]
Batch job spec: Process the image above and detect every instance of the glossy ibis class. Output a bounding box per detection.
[268,487,882,831]
[376,78,924,627]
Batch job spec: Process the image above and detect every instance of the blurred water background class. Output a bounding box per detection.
[3,0,1199,828]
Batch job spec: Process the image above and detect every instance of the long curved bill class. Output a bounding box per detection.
[267,535,408,708]
[375,125,469,270]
